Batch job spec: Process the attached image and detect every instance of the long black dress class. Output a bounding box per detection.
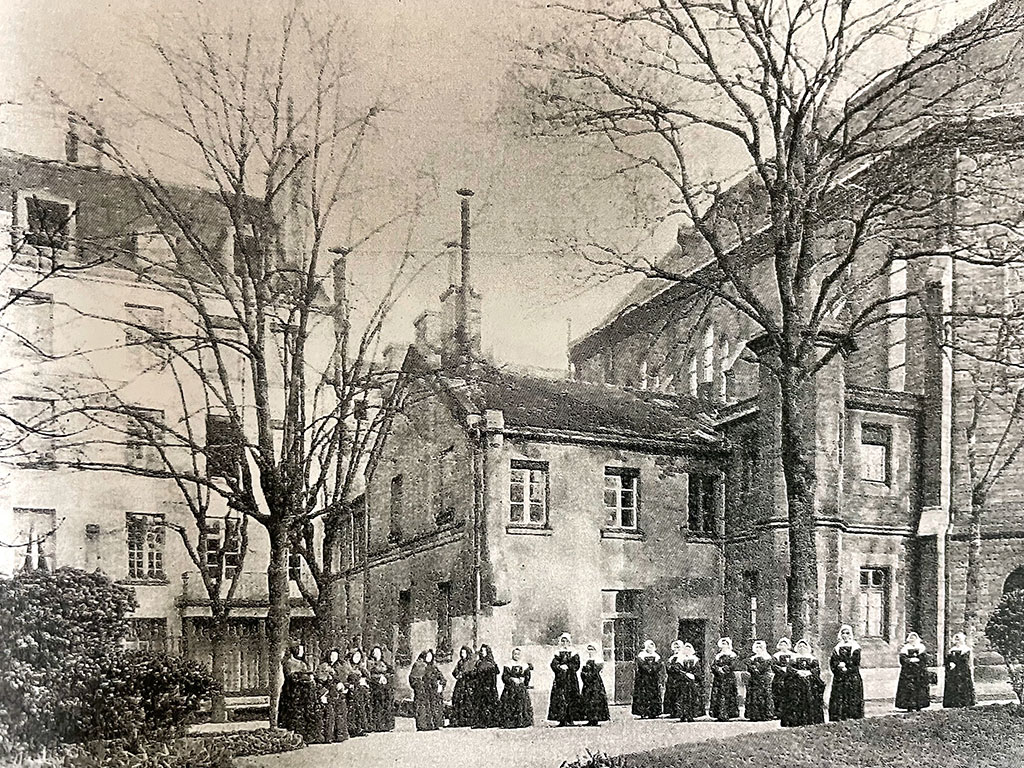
[367,657,395,732]
[943,648,976,708]
[663,656,683,717]
[314,656,348,743]
[279,652,316,739]
[345,661,371,736]
[709,652,739,721]
[631,654,663,718]
[744,655,774,721]
[580,660,610,724]
[828,644,864,720]
[498,663,533,728]
[895,646,931,711]
[451,648,477,727]
[548,650,582,725]
[675,657,704,721]
[780,656,825,727]
[472,652,501,728]
[771,651,792,718]
[410,658,446,731]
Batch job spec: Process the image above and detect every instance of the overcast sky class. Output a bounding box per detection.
[0,0,993,371]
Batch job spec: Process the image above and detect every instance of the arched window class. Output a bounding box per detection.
[1004,566,1024,595]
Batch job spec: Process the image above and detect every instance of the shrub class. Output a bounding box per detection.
[985,589,1024,705]
[0,568,137,753]
[561,751,628,768]
[193,728,303,758]
[77,652,220,744]
[0,569,216,754]
[59,738,233,768]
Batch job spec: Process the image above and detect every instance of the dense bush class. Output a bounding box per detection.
[0,568,216,755]
[0,568,137,753]
[193,728,304,758]
[59,738,233,768]
[985,588,1024,704]
[561,751,627,768]
[78,652,220,744]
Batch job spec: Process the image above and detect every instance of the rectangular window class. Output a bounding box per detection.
[389,474,404,542]
[859,567,890,639]
[687,473,718,535]
[604,467,639,529]
[205,516,242,581]
[126,407,164,470]
[13,507,56,571]
[124,303,167,365]
[509,459,548,527]
[206,413,241,479]
[352,506,366,564]
[125,618,167,653]
[601,589,641,663]
[437,447,456,526]
[396,589,412,666]
[7,290,54,357]
[436,581,453,662]
[126,512,165,581]
[25,196,71,250]
[861,424,891,484]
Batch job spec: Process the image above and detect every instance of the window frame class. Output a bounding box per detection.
[13,507,57,571]
[686,473,719,537]
[858,566,891,639]
[860,423,892,485]
[205,413,242,480]
[204,515,242,581]
[436,446,457,527]
[603,466,640,530]
[436,581,453,663]
[21,193,74,252]
[125,512,166,582]
[124,618,168,653]
[508,458,549,528]
[601,589,642,664]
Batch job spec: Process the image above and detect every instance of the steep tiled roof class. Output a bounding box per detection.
[433,359,723,448]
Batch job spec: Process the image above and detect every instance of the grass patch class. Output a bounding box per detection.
[574,705,1024,768]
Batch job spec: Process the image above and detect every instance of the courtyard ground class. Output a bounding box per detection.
[231,700,941,768]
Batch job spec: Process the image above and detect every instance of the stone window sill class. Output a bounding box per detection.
[505,525,552,536]
[601,528,644,541]
[121,577,170,587]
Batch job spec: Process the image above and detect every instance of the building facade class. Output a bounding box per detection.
[0,137,341,705]
[354,309,729,701]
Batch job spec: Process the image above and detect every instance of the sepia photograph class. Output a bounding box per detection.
[0,1,1023,766]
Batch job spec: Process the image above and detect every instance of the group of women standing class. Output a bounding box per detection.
[409,644,535,731]
[279,642,395,744]
[280,627,979,740]
[629,627,978,729]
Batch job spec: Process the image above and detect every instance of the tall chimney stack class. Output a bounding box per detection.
[457,188,474,363]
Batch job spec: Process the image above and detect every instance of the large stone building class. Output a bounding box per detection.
[0,131,342,706]
[358,325,728,702]
[568,5,1024,685]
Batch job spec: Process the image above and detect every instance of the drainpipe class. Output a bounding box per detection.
[468,414,484,647]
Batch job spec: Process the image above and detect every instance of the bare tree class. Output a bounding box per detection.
[518,0,1024,644]
[40,0,437,724]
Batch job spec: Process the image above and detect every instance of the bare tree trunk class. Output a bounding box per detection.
[316,576,345,652]
[779,369,820,647]
[267,521,290,728]
[962,489,986,642]
[210,609,229,723]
